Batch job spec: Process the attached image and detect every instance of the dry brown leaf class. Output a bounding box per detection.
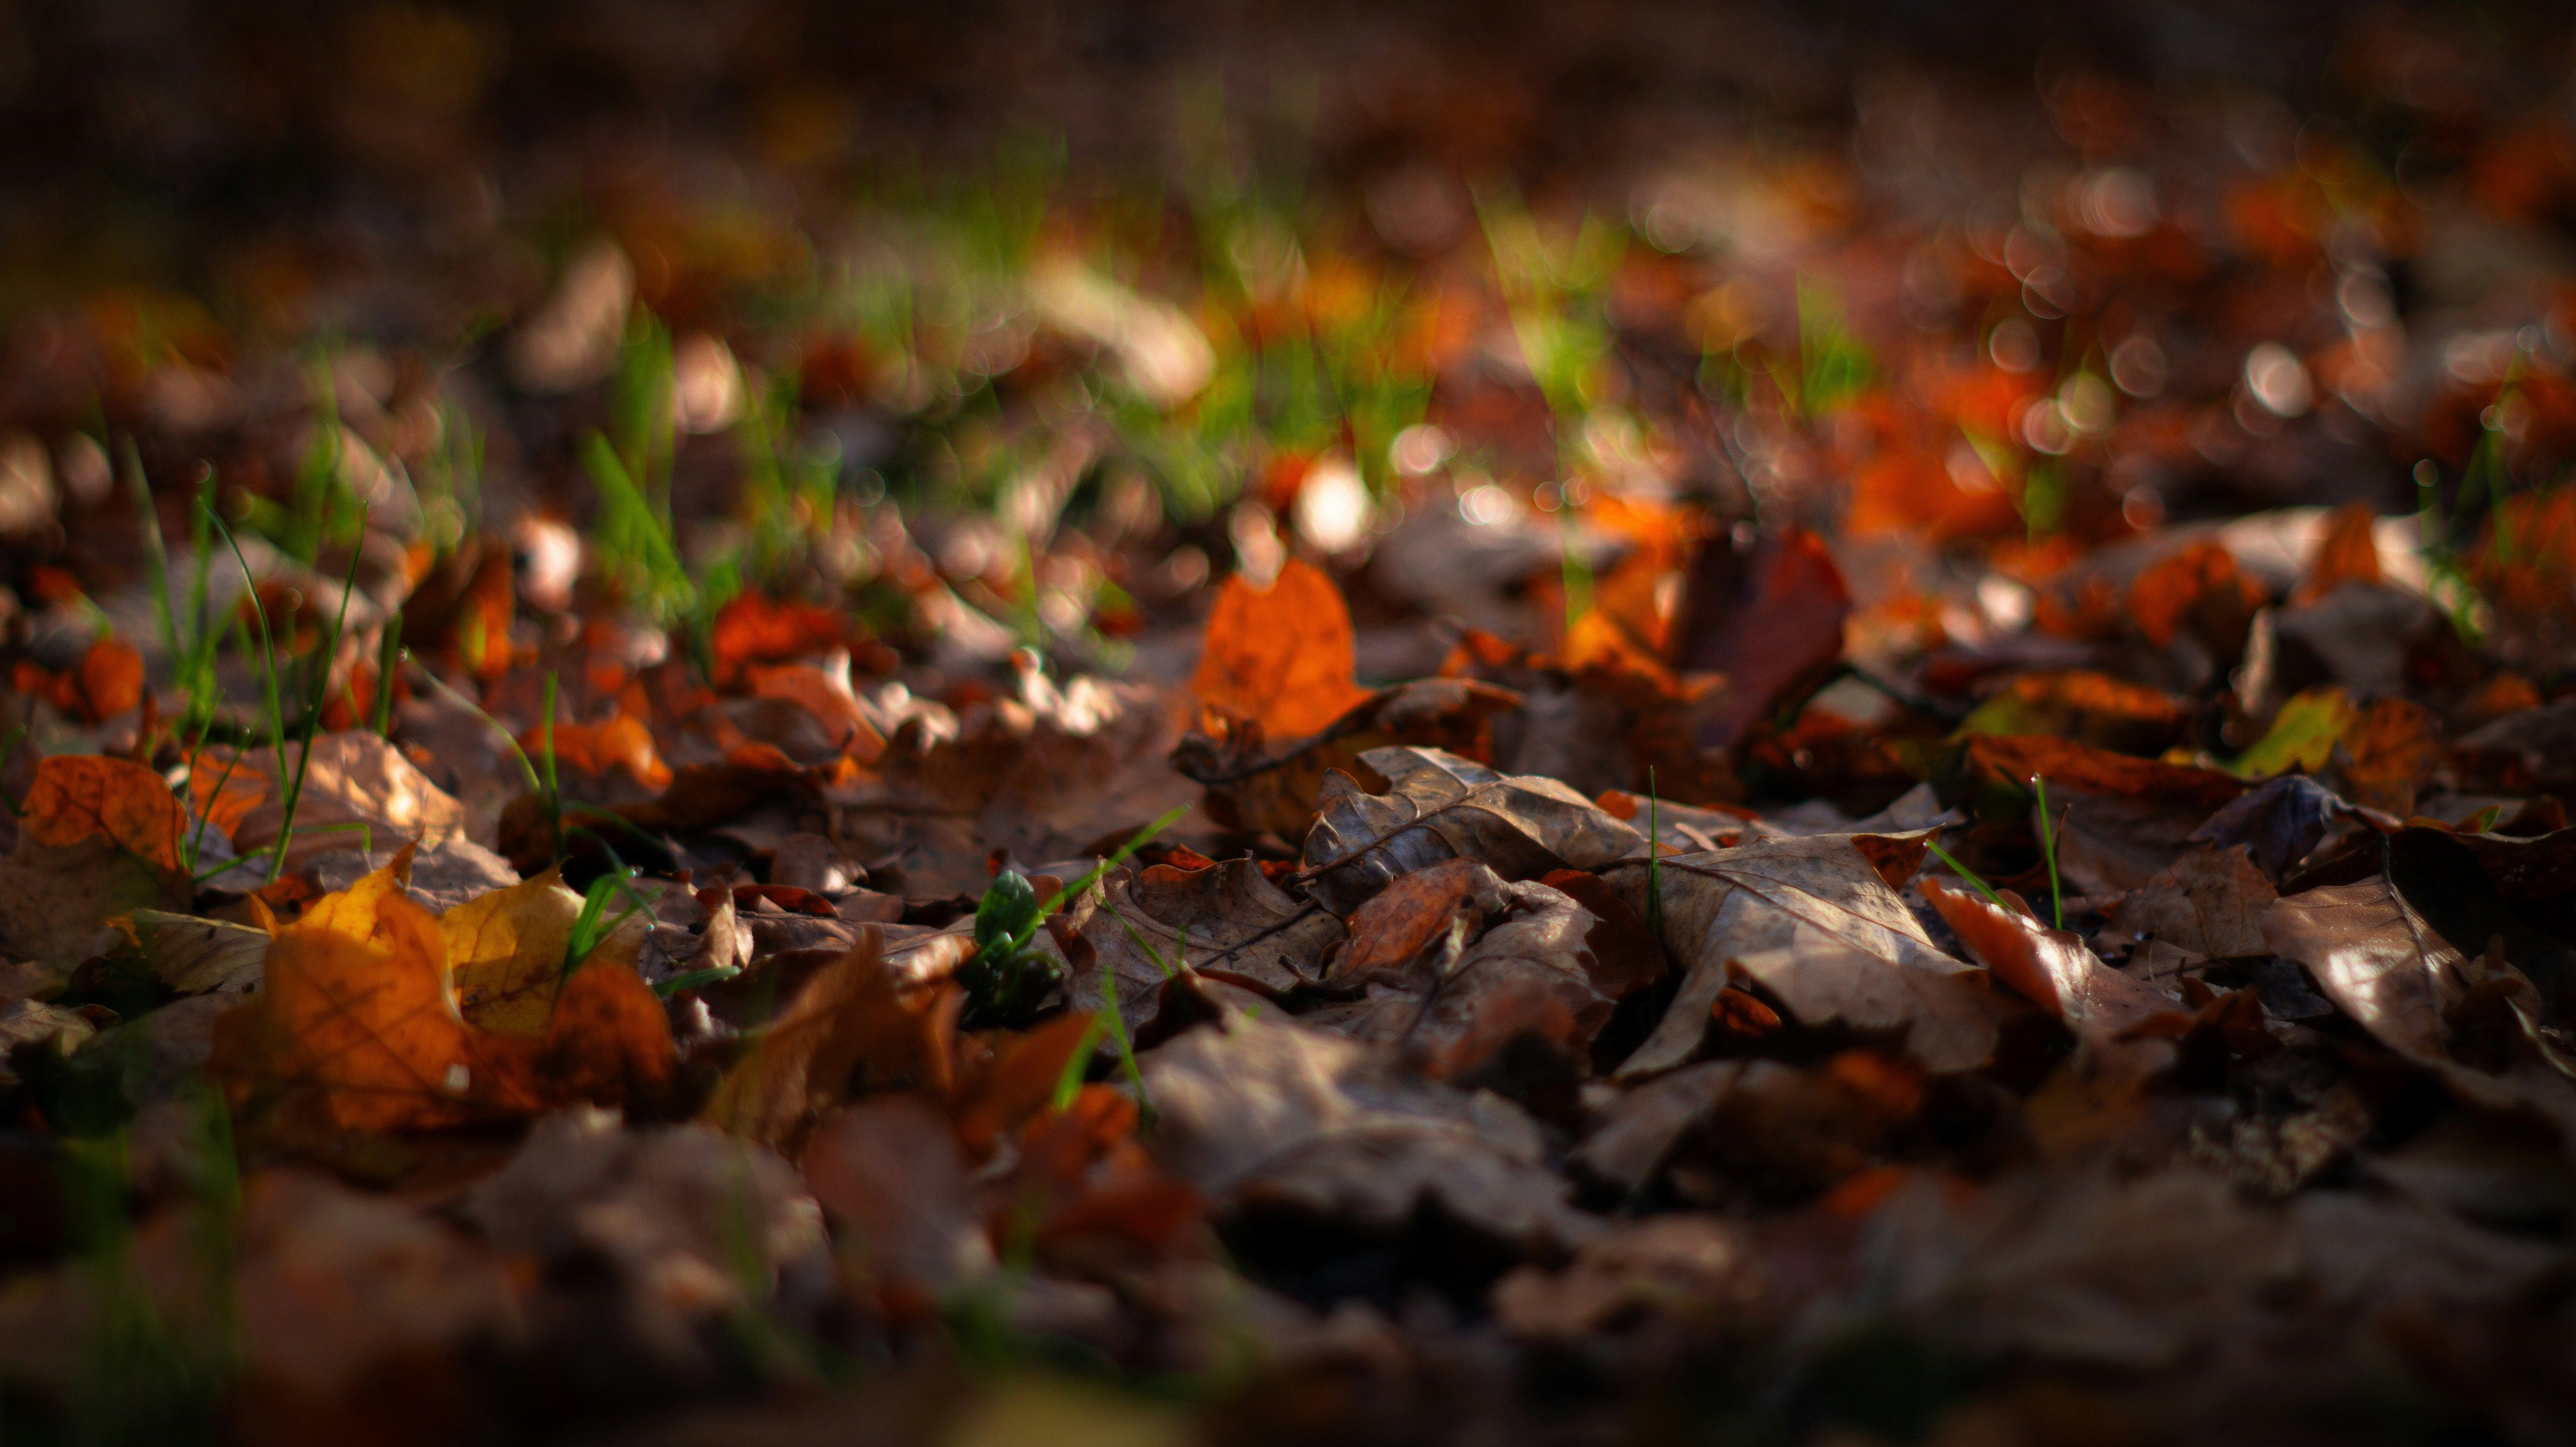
[700,931,960,1148]
[119,908,270,995]
[801,1095,995,1307]
[1190,557,1373,740]
[1601,833,2003,1074]
[1171,676,1525,837]
[207,731,487,865]
[1301,745,1645,916]
[1924,878,2186,1048]
[1075,857,1345,1037]
[1492,1214,1768,1341]
[1321,855,1505,990]
[1299,874,1620,1081]
[2341,696,2443,817]
[1140,1011,1600,1252]
[2101,843,2277,962]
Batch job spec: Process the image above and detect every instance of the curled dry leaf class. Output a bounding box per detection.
[203,730,488,865]
[1189,557,1373,741]
[700,930,962,1149]
[118,908,270,995]
[1074,856,1346,1037]
[1141,1011,1599,1252]
[1601,832,2003,1075]
[1301,746,1644,916]
[1924,878,2186,1048]
[2264,877,2467,1065]
[1300,871,1622,1081]
[1670,527,1851,754]
[1172,676,1525,838]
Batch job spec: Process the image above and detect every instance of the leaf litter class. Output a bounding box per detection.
[13,11,2576,1443]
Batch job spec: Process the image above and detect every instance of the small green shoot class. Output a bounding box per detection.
[2030,774,2065,930]
[1924,834,2009,912]
[958,805,1186,1027]
[564,868,646,978]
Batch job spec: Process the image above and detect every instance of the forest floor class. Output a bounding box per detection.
[6,4,2576,1444]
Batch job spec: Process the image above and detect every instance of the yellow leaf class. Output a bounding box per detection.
[441,867,587,1035]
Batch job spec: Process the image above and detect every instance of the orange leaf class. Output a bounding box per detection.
[535,961,679,1113]
[746,662,888,762]
[2296,502,2381,604]
[1190,557,1372,739]
[2128,541,2263,647]
[1924,877,2185,1048]
[20,754,189,875]
[1672,528,1850,751]
[1966,733,2246,814]
[712,592,846,683]
[521,714,673,790]
[210,851,544,1134]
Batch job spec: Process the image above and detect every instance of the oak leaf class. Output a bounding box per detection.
[1300,745,1644,915]
[1600,832,2004,1074]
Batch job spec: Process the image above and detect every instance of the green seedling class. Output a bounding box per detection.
[1924,834,2009,912]
[564,867,646,978]
[2031,773,2066,930]
[209,502,366,883]
[958,805,1186,1028]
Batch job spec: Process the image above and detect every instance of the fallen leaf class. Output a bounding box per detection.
[1300,745,1644,915]
[1492,1213,1768,1340]
[523,713,672,791]
[1140,1011,1600,1252]
[800,1095,994,1308]
[2295,502,2383,604]
[18,752,189,873]
[1300,873,1621,1081]
[1074,856,1346,1036]
[2263,877,2467,1064]
[1600,832,2004,1074]
[1924,877,2186,1047]
[1170,676,1525,838]
[700,931,961,1149]
[465,1107,825,1364]
[2187,774,2346,882]
[0,755,192,967]
[441,867,588,1034]
[1189,557,1373,740]
[2340,695,2442,817]
[210,731,488,866]
[1671,528,1851,753]
[2099,844,2277,962]
[2231,686,2357,779]
[1953,671,2184,756]
[711,592,847,683]
[118,908,270,995]
[209,851,545,1133]
[2129,539,2265,649]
